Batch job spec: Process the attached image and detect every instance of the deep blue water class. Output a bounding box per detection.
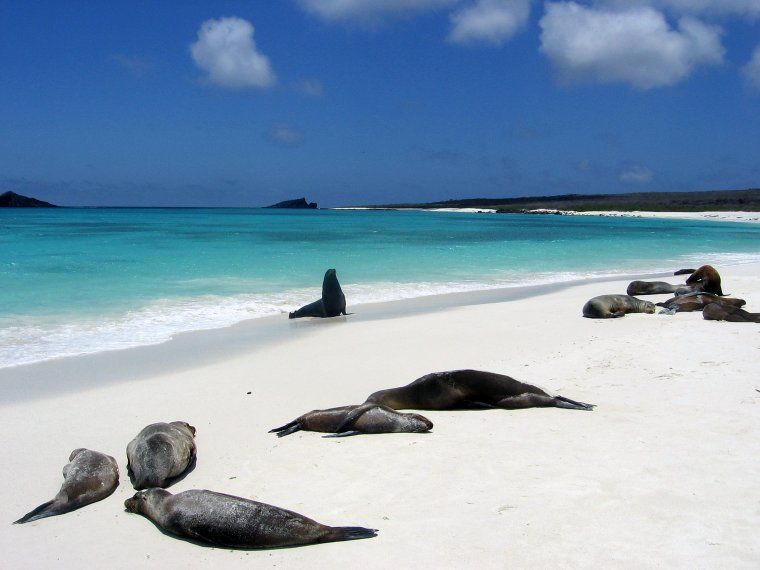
[1,208,759,367]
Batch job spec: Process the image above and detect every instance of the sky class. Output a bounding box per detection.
[1,0,759,207]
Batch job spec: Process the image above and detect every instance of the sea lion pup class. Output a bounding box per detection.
[269,404,433,438]
[125,488,377,548]
[289,268,347,319]
[686,265,725,295]
[14,449,118,524]
[656,292,745,313]
[626,281,681,296]
[703,303,760,323]
[127,421,196,490]
[582,294,656,319]
[674,268,696,275]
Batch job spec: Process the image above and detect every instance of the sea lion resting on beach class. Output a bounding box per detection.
[674,268,696,276]
[14,449,119,524]
[686,265,724,296]
[336,371,593,431]
[656,292,745,313]
[289,269,347,319]
[626,281,701,296]
[125,488,377,548]
[582,295,656,318]
[127,421,196,490]
[703,303,760,323]
[269,404,433,438]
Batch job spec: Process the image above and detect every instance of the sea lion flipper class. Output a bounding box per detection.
[14,499,59,524]
[324,526,378,542]
[322,430,361,438]
[334,404,377,434]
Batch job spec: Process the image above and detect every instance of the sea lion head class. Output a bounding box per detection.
[642,301,656,314]
[405,412,434,433]
[125,488,170,514]
[170,421,197,436]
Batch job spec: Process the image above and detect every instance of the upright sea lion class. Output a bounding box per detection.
[125,488,377,548]
[269,404,433,438]
[656,292,745,313]
[126,421,196,490]
[289,269,347,319]
[686,265,724,295]
[703,303,760,323]
[14,449,119,524]
[582,295,656,318]
[674,268,696,276]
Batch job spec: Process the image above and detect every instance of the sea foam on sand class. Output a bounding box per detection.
[1,263,758,568]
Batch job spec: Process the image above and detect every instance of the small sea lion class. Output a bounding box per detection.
[14,449,119,524]
[125,488,377,548]
[289,269,347,319]
[127,421,196,490]
[686,265,724,295]
[656,292,745,313]
[674,268,696,276]
[626,281,681,296]
[703,303,760,323]
[582,294,656,318]
[269,404,433,438]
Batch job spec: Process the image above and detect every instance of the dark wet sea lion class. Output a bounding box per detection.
[656,292,745,313]
[125,488,377,548]
[14,449,119,524]
[626,281,681,295]
[582,295,656,318]
[703,303,760,323]
[686,265,724,295]
[289,269,347,319]
[127,421,196,490]
[674,268,696,275]
[269,404,433,438]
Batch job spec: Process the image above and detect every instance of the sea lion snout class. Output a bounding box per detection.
[412,414,434,432]
[124,492,146,513]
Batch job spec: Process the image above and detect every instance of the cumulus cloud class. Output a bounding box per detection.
[448,0,531,45]
[599,1,760,19]
[296,0,457,23]
[539,3,724,89]
[190,17,276,89]
[267,124,305,147]
[620,165,653,183]
[742,44,760,88]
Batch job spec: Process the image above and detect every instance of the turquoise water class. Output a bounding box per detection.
[2,208,759,367]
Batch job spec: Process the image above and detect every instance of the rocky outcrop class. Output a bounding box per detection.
[265,197,317,209]
[0,191,58,208]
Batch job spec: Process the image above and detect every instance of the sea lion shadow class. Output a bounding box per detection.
[287,315,349,328]
[127,454,197,490]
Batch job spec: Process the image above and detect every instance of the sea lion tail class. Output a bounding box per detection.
[554,395,595,411]
[13,499,60,524]
[269,420,301,437]
[324,526,378,542]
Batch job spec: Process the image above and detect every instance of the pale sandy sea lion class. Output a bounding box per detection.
[582,294,656,318]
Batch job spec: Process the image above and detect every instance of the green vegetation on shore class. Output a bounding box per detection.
[363,188,760,213]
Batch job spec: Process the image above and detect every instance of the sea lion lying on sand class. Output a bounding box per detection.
[703,303,760,323]
[14,449,119,524]
[626,281,701,296]
[674,268,696,276]
[289,269,347,319]
[656,293,745,313]
[582,295,656,318]
[127,421,196,490]
[270,404,433,438]
[686,265,724,296]
[125,488,377,549]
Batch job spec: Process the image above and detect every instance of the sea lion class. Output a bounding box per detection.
[703,303,760,323]
[674,268,696,276]
[656,292,745,313]
[269,404,433,438]
[582,294,656,318]
[125,488,377,548]
[126,421,196,490]
[14,449,119,524]
[626,281,681,295]
[289,269,347,319]
[686,265,724,295]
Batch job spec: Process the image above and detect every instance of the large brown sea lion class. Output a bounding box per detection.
[656,292,745,313]
[14,449,119,524]
[125,488,377,548]
[269,404,433,438]
[126,421,196,490]
[686,265,724,295]
[703,303,760,323]
[582,294,656,318]
[289,269,347,319]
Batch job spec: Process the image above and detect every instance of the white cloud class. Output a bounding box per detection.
[539,3,724,89]
[620,165,653,183]
[296,0,457,23]
[742,44,760,88]
[598,1,760,20]
[448,0,531,45]
[268,124,305,146]
[190,17,276,89]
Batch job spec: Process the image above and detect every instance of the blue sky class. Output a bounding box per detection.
[1,0,759,207]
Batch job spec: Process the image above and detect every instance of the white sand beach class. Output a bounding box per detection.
[1,264,759,568]
[523,210,760,224]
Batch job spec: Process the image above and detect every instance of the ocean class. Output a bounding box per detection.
[2,208,759,368]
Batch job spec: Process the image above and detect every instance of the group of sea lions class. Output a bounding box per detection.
[583,265,759,322]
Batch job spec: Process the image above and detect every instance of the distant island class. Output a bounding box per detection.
[265,197,317,209]
[359,188,760,213]
[0,191,58,208]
